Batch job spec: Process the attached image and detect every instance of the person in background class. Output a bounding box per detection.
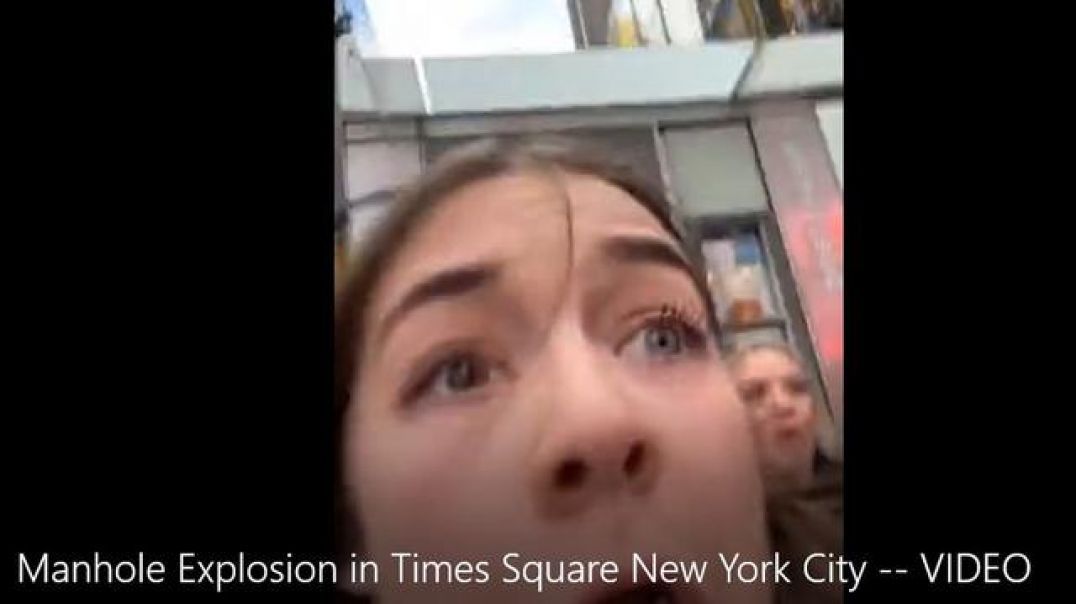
[730,343,842,604]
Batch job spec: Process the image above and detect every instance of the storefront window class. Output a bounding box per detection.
[339,139,421,252]
[701,229,786,347]
[661,123,770,217]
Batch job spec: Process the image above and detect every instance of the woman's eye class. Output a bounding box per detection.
[433,356,489,393]
[619,317,703,361]
[738,382,767,405]
[445,357,484,389]
[409,354,494,403]
[644,325,684,355]
[785,377,809,395]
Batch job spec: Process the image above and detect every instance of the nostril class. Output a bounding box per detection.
[554,458,588,490]
[623,441,646,477]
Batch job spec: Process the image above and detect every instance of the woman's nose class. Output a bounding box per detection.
[535,425,660,519]
[769,389,798,417]
[530,344,661,519]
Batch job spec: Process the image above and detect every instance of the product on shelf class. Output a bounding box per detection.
[702,239,735,320]
[726,264,765,325]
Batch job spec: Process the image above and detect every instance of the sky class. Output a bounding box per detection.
[344,0,577,57]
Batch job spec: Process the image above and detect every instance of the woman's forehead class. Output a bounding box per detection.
[424,169,671,244]
[370,170,676,314]
[735,349,801,378]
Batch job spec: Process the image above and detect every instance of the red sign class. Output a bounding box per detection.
[752,105,844,435]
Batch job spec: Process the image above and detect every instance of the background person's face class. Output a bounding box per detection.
[732,349,817,488]
[344,170,770,604]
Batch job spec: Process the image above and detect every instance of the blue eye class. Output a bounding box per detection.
[643,324,685,356]
[619,315,705,361]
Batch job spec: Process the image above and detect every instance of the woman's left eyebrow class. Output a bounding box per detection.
[600,235,694,280]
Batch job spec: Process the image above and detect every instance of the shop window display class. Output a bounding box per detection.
[701,229,786,348]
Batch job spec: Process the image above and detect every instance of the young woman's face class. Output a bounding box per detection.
[731,349,816,489]
[344,170,770,603]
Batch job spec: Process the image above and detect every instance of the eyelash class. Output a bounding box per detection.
[619,303,710,354]
[660,303,707,333]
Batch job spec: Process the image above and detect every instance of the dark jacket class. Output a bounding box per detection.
[767,456,844,604]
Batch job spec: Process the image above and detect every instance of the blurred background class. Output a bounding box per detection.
[334,0,843,457]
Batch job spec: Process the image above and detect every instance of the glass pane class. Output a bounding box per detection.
[701,229,781,329]
[662,124,769,217]
[344,140,422,200]
[341,140,421,253]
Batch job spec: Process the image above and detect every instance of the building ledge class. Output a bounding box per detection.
[737,32,843,98]
[339,32,842,116]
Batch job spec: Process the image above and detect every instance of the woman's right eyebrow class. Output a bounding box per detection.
[375,262,501,346]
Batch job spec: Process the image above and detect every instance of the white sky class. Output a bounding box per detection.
[352,0,576,57]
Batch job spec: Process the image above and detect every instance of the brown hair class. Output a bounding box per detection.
[333,135,720,555]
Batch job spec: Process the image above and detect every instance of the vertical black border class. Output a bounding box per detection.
[6,2,337,601]
[846,2,1054,600]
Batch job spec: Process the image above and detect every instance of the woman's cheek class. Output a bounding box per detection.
[635,361,757,463]
[351,394,530,554]
[745,408,768,436]
[785,398,817,441]
[647,372,768,553]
